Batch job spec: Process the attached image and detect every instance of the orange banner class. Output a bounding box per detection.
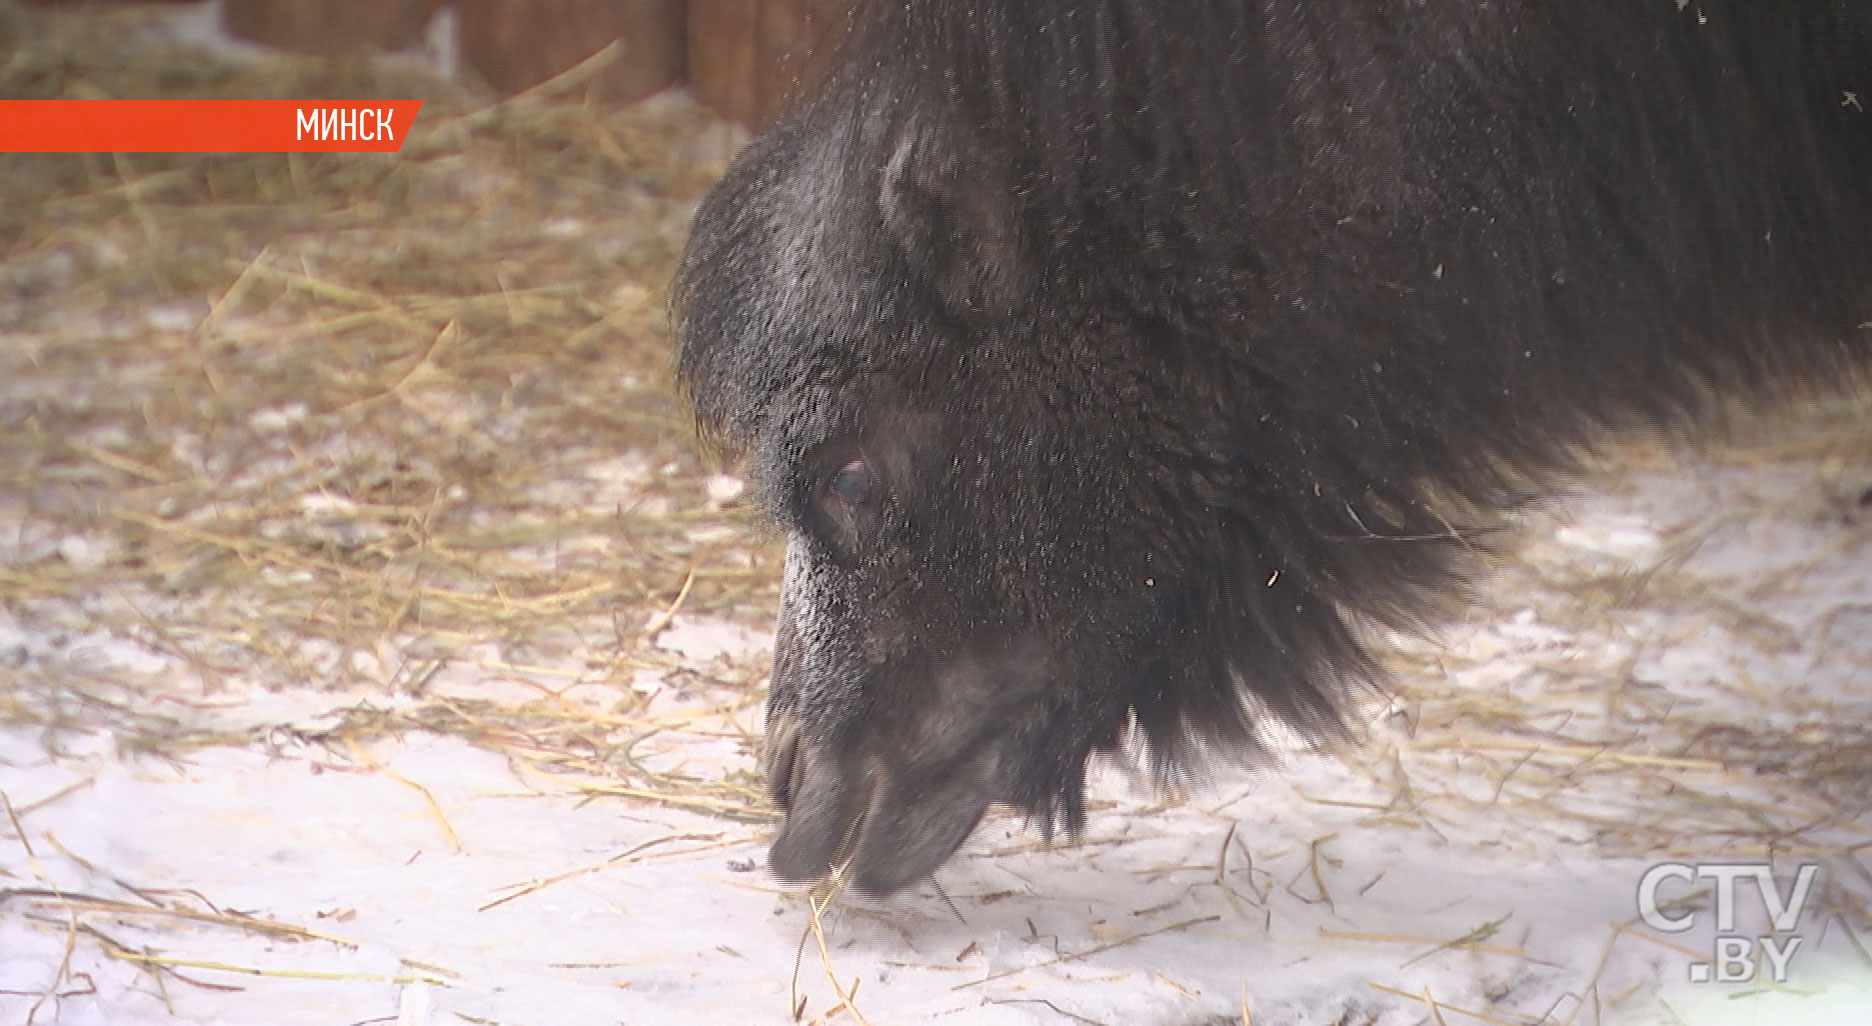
[0,101,425,153]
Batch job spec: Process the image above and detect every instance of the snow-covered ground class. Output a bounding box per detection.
[1,3,1868,1023]
[4,435,1869,1026]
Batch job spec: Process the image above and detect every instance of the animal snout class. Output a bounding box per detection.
[763,707,999,896]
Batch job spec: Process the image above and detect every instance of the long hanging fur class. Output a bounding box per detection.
[673,0,1872,896]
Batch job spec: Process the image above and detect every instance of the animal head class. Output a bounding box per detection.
[672,96,1394,895]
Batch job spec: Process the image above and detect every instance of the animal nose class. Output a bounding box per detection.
[760,706,999,895]
[762,710,873,885]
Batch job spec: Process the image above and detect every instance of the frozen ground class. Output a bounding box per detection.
[1,3,1868,1024]
[3,432,1870,1026]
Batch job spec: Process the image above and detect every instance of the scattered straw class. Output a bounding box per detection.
[0,6,776,1007]
[479,831,723,912]
[954,915,1222,991]
[1365,982,1522,1026]
[101,948,448,987]
[344,736,463,852]
[1316,925,1557,968]
[1,791,36,860]
[806,889,873,1026]
[1,6,1868,1024]
[0,6,776,801]
[1,888,358,949]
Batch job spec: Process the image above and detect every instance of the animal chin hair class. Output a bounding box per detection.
[1139,642,1369,773]
[1107,682,1324,785]
[1028,646,1363,842]
[1129,559,1393,769]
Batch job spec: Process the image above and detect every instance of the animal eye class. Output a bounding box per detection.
[806,455,886,555]
[825,459,875,509]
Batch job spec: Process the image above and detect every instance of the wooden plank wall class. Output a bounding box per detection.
[38,0,858,127]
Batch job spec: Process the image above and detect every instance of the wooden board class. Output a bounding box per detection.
[455,0,686,100]
[687,0,851,128]
[221,0,441,55]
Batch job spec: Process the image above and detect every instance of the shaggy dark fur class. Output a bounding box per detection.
[673,0,1872,896]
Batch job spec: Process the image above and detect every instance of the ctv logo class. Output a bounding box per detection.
[1637,862,1820,983]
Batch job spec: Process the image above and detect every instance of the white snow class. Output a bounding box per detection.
[3,446,1869,1026]
[653,614,769,665]
[0,5,1865,1020]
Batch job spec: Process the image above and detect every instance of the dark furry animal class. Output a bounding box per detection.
[674,0,1872,896]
